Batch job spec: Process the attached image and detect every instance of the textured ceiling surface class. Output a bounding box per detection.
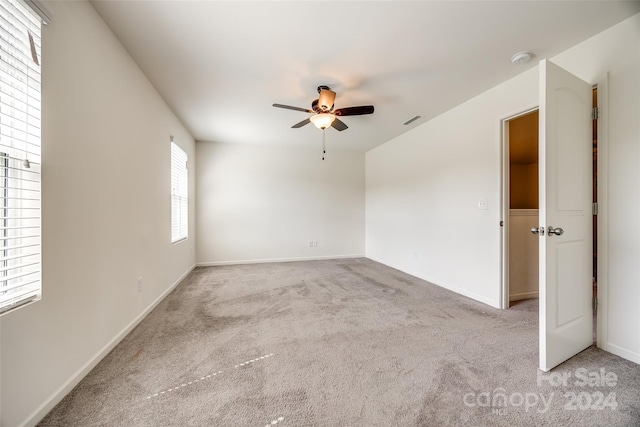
[91,1,640,151]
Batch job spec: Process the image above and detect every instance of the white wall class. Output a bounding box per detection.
[366,68,538,307]
[0,2,196,426]
[366,13,639,361]
[509,210,539,301]
[197,142,364,264]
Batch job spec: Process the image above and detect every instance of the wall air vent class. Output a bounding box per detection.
[403,115,421,125]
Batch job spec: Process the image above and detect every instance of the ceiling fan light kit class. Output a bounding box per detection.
[309,113,336,130]
[317,85,335,111]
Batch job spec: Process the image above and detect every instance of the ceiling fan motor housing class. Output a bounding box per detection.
[311,99,322,113]
[312,99,335,113]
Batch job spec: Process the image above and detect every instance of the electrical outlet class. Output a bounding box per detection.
[313,241,318,247]
[137,276,143,293]
[309,240,314,247]
[477,199,488,210]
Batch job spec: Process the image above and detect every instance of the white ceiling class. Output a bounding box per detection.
[90,1,640,152]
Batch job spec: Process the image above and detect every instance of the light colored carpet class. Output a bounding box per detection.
[38,258,640,426]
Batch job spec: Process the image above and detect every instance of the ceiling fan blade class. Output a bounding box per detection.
[273,103,314,113]
[318,89,336,111]
[334,105,374,116]
[291,118,311,128]
[331,118,348,131]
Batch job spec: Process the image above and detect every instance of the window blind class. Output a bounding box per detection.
[0,0,41,315]
[171,140,188,243]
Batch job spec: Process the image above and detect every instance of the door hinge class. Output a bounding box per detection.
[592,107,600,120]
[592,202,598,215]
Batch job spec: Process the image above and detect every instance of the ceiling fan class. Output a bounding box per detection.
[273,85,374,131]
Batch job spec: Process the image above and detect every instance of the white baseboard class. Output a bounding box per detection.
[600,342,640,366]
[196,254,365,267]
[509,291,539,302]
[365,256,499,308]
[20,264,197,427]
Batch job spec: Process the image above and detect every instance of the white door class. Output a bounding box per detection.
[538,59,593,372]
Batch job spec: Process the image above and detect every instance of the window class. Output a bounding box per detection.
[0,0,42,315]
[171,139,188,243]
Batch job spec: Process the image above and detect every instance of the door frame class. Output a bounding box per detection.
[595,73,609,350]
[498,73,610,351]
[499,105,539,310]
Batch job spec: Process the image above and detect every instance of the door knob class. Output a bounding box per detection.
[531,226,544,236]
[548,226,564,236]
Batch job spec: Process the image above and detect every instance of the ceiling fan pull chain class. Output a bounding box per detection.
[322,129,326,160]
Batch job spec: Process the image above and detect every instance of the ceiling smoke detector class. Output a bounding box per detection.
[511,51,532,65]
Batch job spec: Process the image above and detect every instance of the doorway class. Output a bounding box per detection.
[505,110,539,306]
